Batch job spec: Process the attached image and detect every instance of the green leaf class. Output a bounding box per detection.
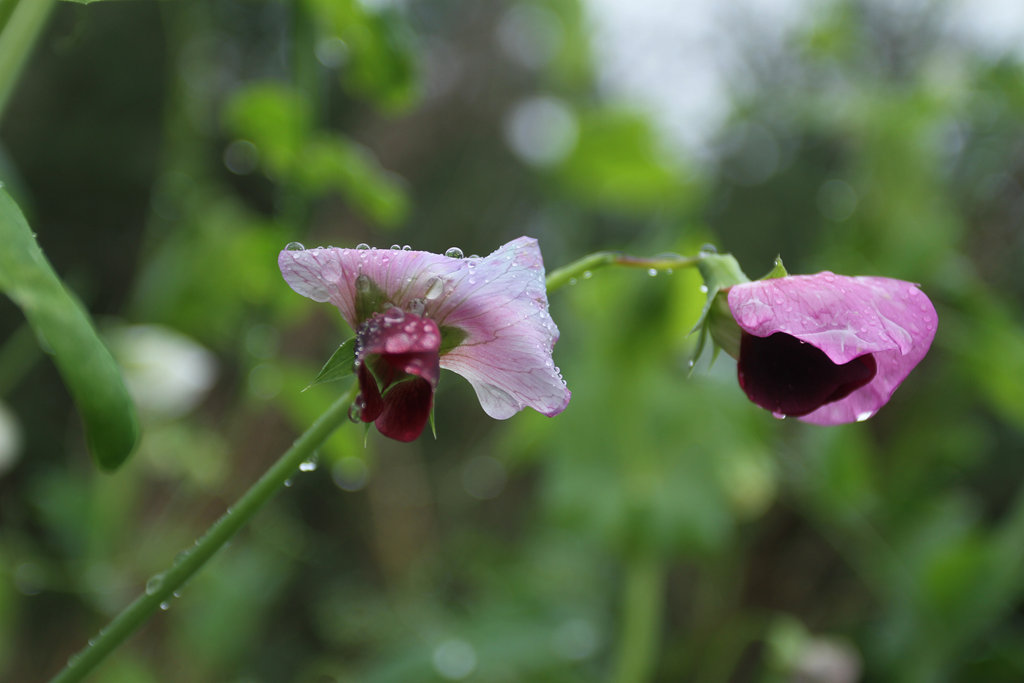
[0,187,139,470]
[305,338,357,389]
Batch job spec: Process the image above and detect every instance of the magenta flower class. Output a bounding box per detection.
[726,272,937,424]
[279,237,571,441]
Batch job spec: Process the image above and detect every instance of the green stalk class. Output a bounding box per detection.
[610,551,666,683]
[0,0,56,122]
[49,382,358,683]
[545,251,698,293]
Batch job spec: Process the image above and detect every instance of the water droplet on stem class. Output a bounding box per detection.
[145,573,165,595]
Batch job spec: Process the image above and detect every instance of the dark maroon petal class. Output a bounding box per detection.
[354,310,441,441]
[737,332,877,418]
[374,378,434,442]
[357,363,384,423]
[358,311,441,389]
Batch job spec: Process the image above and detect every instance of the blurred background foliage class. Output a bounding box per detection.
[1,0,1024,681]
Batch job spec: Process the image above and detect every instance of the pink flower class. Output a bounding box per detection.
[279,237,571,441]
[726,272,937,424]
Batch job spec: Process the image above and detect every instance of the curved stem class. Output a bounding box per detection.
[49,382,359,683]
[546,251,698,293]
[610,551,666,683]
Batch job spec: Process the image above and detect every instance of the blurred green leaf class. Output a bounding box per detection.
[303,0,418,112]
[556,108,688,212]
[0,188,138,469]
[298,135,408,227]
[223,83,312,178]
[953,292,1024,427]
[223,84,408,227]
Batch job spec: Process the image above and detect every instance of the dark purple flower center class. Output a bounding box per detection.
[354,308,441,442]
[737,332,877,418]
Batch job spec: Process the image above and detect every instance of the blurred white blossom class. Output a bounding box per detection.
[0,399,22,476]
[108,324,218,420]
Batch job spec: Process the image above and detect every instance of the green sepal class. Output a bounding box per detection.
[353,275,390,323]
[689,252,750,364]
[438,325,468,355]
[704,291,742,359]
[759,255,788,280]
[305,337,357,390]
[429,405,437,439]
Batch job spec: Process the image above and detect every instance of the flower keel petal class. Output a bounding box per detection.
[737,332,877,417]
[727,272,936,424]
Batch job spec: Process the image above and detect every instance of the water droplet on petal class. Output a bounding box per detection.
[355,274,371,293]
[356,243,371,250]
[773,412,787,420]
[402,244,412,251]
[384,306,405,323]
[285,241,305,251]
[445,247,464,259]
[856,411,873,422]
[424,277,444,300]
[408,298,426,316]
[390,244,402,250]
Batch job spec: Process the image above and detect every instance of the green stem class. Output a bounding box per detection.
[610,551,666,683]
[49,382,359,683]
[0,0,56,122]
[545,251,698,293]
